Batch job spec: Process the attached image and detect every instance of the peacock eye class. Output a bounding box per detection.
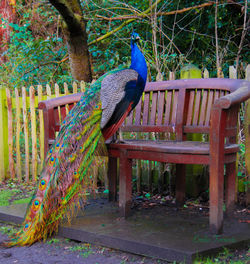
[34,200,39,206]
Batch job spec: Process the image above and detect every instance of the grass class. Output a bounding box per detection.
[194,247,249,264]
[0,189,17,206]
[0,180,34,206]
[0,224,19,236]
[68,243,94,258]
[13,197,32,205]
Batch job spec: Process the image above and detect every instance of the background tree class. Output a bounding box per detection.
[48,0,92,82]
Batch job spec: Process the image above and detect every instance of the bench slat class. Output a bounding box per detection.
[126,107,133,125]
[121,125,174,133]
[193,90,201,125]
[186,90,195,126]
[134,98,142,125]
[164,91,172,125]
[199,90,208,126]
[171,91,178,124]
[150,92,158,125]
[157,91,165,125]
[205,90,214,126]
[142,93,150,125]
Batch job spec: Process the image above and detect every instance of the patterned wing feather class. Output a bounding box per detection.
[100,69,138,129]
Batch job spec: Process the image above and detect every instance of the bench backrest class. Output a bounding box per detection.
[39,78,245,155]
[122,78,241,140]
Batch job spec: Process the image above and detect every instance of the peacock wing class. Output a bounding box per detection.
[100,68,138,129]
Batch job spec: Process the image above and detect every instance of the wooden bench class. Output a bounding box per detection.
[38,78,250,234]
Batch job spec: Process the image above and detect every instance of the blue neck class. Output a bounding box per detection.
[130,41,147,84]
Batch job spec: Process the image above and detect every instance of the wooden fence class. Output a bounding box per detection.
[0,81,86,182]
[0,65,249,189]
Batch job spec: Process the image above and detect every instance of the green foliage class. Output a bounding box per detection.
[0,22,72,88]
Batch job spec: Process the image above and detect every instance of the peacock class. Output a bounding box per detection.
[3,31,147,247]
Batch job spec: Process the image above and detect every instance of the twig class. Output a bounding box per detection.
[235,0,249,75]
[95,2,215,21]
[23,56,68,76]
[88,0,163,46]
[215,0,221,77]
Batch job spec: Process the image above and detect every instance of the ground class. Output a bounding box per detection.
[0,181,249,264]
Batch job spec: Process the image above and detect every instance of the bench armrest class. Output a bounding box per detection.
[214,81,250,109]
[38,92,84,110]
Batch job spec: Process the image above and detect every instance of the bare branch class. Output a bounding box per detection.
[235,0,249,75]
[88,0,163,46]
[95,2,215,21]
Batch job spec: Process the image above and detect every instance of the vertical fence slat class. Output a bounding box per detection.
[80,81,85,93]
[229,66,237,79]
[46,84,51,99]
[22,87,30,182]
[6,88,15,179]
[15,88,22,181]
[63,83,69,115]
[0,86,9,181]
[203,68,209,78]
[38,85,44,169]
[73,82,78,94]
[55,83,61,123]
[30,86,37,181]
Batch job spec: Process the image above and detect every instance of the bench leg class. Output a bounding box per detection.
[225,162,236,214]
[209,162,224,234]
[176,164,186,204]
[108,157,118,202]
[119,150,132,218]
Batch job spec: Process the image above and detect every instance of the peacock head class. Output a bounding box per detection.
[131,31,140,44]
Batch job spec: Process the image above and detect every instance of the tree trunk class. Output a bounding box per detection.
[49,0,92,82]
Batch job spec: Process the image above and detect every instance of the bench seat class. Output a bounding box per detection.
[108,140,239,156]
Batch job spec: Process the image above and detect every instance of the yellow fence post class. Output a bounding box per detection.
[0,86,9,182]
[180,64,203,197]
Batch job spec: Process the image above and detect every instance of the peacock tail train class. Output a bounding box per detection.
[4,68,122,247]
[3,31,147,247]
